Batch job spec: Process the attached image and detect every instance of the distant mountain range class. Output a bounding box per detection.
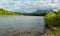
[22,9,55,16]
[14,9,55,13]
[34,9,55,13]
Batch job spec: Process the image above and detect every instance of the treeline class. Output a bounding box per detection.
[0,8,22,16]
[23,12,47,16]
[33,12,47,16]
[33,12,57,16]
[23,12,56,16]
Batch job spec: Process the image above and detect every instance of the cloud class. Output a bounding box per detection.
[20,0,60,12]
[0,0,60,13]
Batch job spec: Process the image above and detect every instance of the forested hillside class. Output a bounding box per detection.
[0,8,22,16]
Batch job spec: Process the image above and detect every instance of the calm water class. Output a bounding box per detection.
[0,16,45,36]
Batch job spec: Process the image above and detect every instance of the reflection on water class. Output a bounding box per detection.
[0,16,44,36]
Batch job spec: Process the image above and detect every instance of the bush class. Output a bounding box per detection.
[54,13,60,26]
[44,11,60,29]
[44,12,56,28]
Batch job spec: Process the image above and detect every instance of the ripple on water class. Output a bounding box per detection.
[0,16,44,36]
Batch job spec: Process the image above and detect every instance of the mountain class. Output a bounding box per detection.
[34,9,55,13]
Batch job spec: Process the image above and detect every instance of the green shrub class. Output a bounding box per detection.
[54,14,60,26]
[44,12,56,28]
[44,10,60,29]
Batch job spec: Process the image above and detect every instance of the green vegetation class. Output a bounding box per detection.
[44,10,60,36]
[44,12,56,28]
[0,8,22,16]
[34,12,47,16]
[44,10,60,29]
[0,8,47,16]
[23,12,47,16]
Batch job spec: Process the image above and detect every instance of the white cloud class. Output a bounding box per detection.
[15,6,21,9]
[22,0,60,12]
[0,0,60,13]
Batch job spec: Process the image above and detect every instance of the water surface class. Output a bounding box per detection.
[0,16,44,36]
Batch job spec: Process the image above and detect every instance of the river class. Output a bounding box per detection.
[0,16,45,36]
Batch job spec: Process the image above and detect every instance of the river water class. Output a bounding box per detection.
[0,16,45,36]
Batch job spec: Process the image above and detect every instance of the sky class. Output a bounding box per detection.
[0,0,60,13]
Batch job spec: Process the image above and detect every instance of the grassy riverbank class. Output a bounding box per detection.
[44,10,60,36]
[45,27,60,36]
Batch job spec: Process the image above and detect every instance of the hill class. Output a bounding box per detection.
[0,8,22,16]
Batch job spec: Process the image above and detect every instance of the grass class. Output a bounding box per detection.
[52,27,60,36]
[47,27,60,36]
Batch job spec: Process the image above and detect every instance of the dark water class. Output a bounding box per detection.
[0,16,45,36]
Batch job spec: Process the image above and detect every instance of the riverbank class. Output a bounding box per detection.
[44,10,60,36]
[0,14,22,16]
[44,27,60,36]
